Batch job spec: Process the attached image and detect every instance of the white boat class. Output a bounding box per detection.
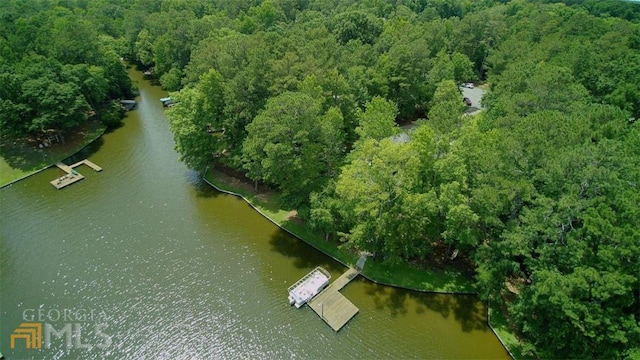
[160,97,174,107]
[287,267,331,308]
[120,99,137,111]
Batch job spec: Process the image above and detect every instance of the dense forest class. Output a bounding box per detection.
[1,0,639,358]
[0,0,134,141]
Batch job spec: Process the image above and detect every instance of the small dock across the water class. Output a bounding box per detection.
[306,253,368,331]
[50,159,102,189]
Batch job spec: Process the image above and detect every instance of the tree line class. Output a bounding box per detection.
[2,0,639,358]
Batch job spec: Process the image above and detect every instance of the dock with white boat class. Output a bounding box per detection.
[288,253,368,332]
[288,267,331,308]
[50,159,102,189]
[160,97,174,107]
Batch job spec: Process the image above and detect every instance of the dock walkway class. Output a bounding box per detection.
[50,159,102,189]
[70,159,102,172]
[307,254,368,331]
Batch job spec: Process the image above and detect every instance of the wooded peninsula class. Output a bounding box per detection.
[1,0,639,358]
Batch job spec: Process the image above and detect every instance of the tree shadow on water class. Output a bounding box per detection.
[62,137,104,164]
[415,292,489,333]
[362,280,489,332]
[269,230,324,269]
[268,229,345,275]
[187,172,228,199]
[193,183,225,199]
[363,280,411,317]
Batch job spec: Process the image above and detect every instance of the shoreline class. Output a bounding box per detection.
[202,166,476,293]
[0,125,107,189]
[201,166,521,358]
[1,143,521,358]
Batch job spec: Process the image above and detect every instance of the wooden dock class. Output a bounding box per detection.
[50,160,102,189]
[307,254,368,331]
[70,159,102,172]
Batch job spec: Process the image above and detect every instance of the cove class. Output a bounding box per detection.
[0,65,510,359]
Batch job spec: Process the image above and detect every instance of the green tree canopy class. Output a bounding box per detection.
[242,91,345,208]
[167,69,226,171]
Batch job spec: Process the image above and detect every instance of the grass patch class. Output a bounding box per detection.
[489,303,531,359]
[0,121,106,186]
[0,139,52,185]
[362,259,475,293]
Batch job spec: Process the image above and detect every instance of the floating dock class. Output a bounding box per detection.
[305,253,368,332]
[50,159,102,189]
